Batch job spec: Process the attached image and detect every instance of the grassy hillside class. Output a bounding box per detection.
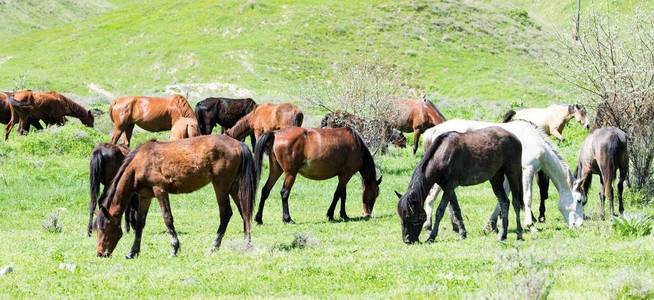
[0,0,563,107]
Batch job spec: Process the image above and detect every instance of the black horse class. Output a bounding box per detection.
[396,127,524,244]
[195,97,257,146]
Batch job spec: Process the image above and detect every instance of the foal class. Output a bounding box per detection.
[573,127,629,219]
[95,135,257,258]
[396,127,524,243]
[502,104,590,141]
[254,127,382,224]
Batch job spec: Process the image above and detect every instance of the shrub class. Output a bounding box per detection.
[43,208,66,233]
[612,213,654,237]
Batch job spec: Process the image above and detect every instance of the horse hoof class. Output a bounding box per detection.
[341,216,350,222]
[125,252,139,259]
[426,238,435,243]
[283,219,295,224]
[538,216,546,223]
[460,233,467,240]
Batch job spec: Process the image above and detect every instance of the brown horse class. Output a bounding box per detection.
[4,90,94,140]
[254,127,382,224]
[169,117,201,141]
[109,95,195,146]
[0,92,50,134]
[393,98,446,154]
[95,135,257,258]
[396,127,523,243]
[320,110,407,153]
[225,102,303,144]
[88,143,138,237]
[573,127,630,219]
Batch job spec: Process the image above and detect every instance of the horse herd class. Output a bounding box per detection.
[0,90,630,258]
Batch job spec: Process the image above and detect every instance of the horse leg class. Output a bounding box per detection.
[551,128,565,142]
[536,171,549,222]
[123,124,135,147]
[280,173,297,224]
[426,189,453,243]
[448,192,467,239]
[601,168,616,218]
[4,121,15,141]
[18,117,28,135]
[154,188,180,256]
[422,183,442,232]
[506,171,524,240]
[521,167,535,232]
[490,175,510,241]
[229,188,252,246]
[618,161,628,215]
[412,129,421,155]
[110,125,124,144]
[485,204,500,234]
[126,197,151,259]
[598,175,606,220]
[327,175,348,221]
[210,186,232,252]
[255,157,283,225]
[249,132,256,149]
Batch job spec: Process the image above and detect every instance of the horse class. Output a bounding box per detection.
[169,117,201,141]
[195,97,257,146]
[392,98,446,154]
[422,119,585,232]
[396,127,524,244]
[1,92,47,130]
[320,110,407,153]
[4,90,94,140]
[572,127,629,219]
[225,102,303,144]
[88,143,138,237]
[502,104,590,141]
[95,135,257,258]
[253,127,382,224]
[109,95,195,146]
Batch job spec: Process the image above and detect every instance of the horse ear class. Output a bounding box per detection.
[574,104,582,110]
[100,205,110,218]
[394,190,403,199]
[376,176,383,185]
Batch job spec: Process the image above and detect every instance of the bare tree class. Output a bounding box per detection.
[550,10,654,199]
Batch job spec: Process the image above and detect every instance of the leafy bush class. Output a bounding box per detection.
[612,213,654,237]
[1,123,106,157]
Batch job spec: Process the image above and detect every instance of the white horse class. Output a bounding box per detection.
[422,119,585,231]
[502,104,591,141]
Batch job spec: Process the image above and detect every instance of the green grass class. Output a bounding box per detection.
[0,120,652,298]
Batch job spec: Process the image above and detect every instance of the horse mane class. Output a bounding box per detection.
[58,93,89,119]
[512,120,573,184]
[425,100,446,122]
[101,141,151,214]
[171,95,196,118]
[406,131,453,206]
[348,127,377,184]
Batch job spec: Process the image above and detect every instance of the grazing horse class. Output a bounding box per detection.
[320,110,406,153]
[225,102,303,144]
[4,90,94,140]
[422,119,585,232]
[88,143,138,237]
[392,98,446,154]
[502,104,590,141]
[195,97,257,146]
[396,127,524,243]
[109,95,195,146]
[0,92,50,134]
[169,117,201,141]
[253,127,382,224]
[95,135,257,258]
[573,127,629,219]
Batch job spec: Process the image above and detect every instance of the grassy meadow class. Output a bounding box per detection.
[1,0,654,299]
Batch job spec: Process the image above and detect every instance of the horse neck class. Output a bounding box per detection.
[106,169,135,220]
[227,113,253,139]
[62,97,87,119]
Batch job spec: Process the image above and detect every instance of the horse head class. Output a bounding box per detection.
[395,189,426,244]
[571,104,590,130]
[95,206,123,257]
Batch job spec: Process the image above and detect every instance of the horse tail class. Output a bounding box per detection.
[195,104,207,135]
[237,143,257,222]
[293,111,304,127]
[254,131,275,182]
[88,148,104,236]
[501,110,516,123]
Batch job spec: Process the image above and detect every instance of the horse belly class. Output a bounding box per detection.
[298,160,339,180]
[137,121,172,132]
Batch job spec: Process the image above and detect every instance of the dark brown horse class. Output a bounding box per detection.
[254,127,382,224]
[4,90,94,140]
[109,95,195,146]
[396,127,523,243]
[95,135,257,258]
[195,97,257,146]
[393,98,446,154]
[573,127,629,219]
[320,110,407,153]
[225,102,303,145]
[88,143,138,237]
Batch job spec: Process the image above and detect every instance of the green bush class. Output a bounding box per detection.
[612,213,654,237]
[0,124,107,158]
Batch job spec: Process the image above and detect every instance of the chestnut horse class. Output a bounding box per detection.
[88,143,138,237]
[4,90,94,140]
[0,92,49,134]
[396,127,523,244]
[95,135,257,258]
[225,102,303,145]
[254,127,382,224]
[169,117,201,141]
[573,127,629,219]
[393,98,446,154]
[109,95,195,146]
[320,110,407,153]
